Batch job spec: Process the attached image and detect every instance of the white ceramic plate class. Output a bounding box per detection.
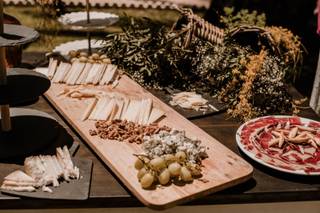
[58,11,119,30]
[52,39,105,56]
[236,115,320,175]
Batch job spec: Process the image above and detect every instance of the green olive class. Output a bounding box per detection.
[140,173,154,188]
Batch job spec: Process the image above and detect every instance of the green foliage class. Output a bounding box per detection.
[220,7,266,31]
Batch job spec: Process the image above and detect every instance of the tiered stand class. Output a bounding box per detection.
[0,0,70,159]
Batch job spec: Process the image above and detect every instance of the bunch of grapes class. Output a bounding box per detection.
[134,151,203,189]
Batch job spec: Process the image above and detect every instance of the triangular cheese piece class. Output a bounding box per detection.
[4,170,35,183]
[85,63,100,84]
[93,64,108,85]
[99,98,116,120]
[142,98,153,125]
[89,97,109,120]
[114,99,124,120]
[47,58,58,79]
[66,62,86,85]
[120,98,130,120]
[76,63,92,84]
[100,64,117,85]
[81,98,98,121]
[147,108,165,124]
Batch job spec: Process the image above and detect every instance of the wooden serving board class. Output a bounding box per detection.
[44,74,253,209]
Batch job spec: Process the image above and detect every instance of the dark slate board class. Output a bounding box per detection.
[0,68,50,105]
[0,108,71,160]
[0,24,39,47]
[1,158,92,200]
[148,89,227,119]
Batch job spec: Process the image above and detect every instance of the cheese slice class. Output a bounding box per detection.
[76,63,92,84]
[100,64,117,85]
[126,100,142,123]
[114,99,124,120]
[47,58,58,79]
[92,64,107,85]
[100,64,118,85]
[141,98,153,125]
[2,180,35,187]
[4,170,36,184]
[107,99,119,121]
[0,185,36,192]
[52,62,71,83]
[99,99,116,120]
[147,108,165,124]
[94,97,111,120]
[81,98,98,121]
[120,98,130,120]
[66,62,86,85]
[88,97,109,120]
[85,63,100,84]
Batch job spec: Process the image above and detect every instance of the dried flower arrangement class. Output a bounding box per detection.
[102,7,304,121]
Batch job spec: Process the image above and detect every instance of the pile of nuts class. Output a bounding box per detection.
[68,50,112,64]
[89,120,171,144]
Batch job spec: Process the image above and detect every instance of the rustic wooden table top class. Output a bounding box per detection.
[0,52,319,209]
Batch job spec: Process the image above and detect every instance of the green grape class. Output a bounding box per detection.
[180,167,193,182]
[168,162,181,177]
[164,154,176,164]
[79,52,88,57]
[134,158,144,170]
[150,157,166,171]
[140,173,154,189]
[175,151,187,162]
[137,168,147,180]
[158,169,170,185]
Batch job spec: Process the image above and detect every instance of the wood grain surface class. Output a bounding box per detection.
[44,74,253,209]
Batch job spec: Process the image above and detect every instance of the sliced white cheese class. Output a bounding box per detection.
[52,62,71,83]
[147,108,165,124]
[66,62,86,85]
[99,64,117,85]
[76,63,92,84]
[88,97,109,120]
[98,98,116,120]
[81,98,98,121]
[122,99,137,121]
[47,58,58,79]
[85,63,100,84]
[120,98,130,120]
[141,98,153,125]
[114,99,124,120]
[92,64,108,85]
[126,100,142,123]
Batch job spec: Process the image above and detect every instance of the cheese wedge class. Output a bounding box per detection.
[81,98,98,121]
[76,63,92,84]
[52,62,71,83]
[66,62,86,85]
[114,99,124,120]
[148,108,165,124]
[4,170,36,184]
[93,64,108,85]
[47,58,58,79]
[141,99,153,125]
[0,185,36,192]
[100,64,117,85]
[120,98,130,120]
[89,97,109,120]
[98,99,116,120]
[85,63,101,84]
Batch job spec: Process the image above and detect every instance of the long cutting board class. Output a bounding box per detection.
[44,73,253,209]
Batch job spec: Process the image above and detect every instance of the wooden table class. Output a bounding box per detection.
[0,53,319,209]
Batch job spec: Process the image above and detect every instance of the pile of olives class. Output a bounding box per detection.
[68,50,111,64]
[134,151,202,189]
